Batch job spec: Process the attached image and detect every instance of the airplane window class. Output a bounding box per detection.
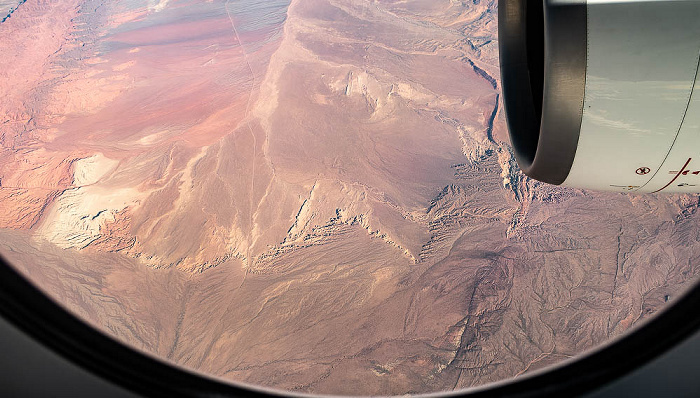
[1,0,699,397]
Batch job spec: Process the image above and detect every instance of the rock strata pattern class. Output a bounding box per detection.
[1,0,699,395]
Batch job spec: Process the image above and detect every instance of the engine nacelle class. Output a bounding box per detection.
[499,0,700,193]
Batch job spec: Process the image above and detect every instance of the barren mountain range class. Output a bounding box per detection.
[1,0,700,395]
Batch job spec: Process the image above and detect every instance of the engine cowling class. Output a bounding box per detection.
[499,0,700,193]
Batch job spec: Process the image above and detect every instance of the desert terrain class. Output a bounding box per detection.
[2,0,700,395]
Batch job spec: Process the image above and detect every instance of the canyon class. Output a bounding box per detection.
[1,0,700,395]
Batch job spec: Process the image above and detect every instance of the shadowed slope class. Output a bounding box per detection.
[2,0,700,396]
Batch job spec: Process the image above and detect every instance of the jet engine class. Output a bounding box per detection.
[499,0,700,192]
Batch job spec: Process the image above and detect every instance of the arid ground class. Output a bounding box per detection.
[1,0,700,395]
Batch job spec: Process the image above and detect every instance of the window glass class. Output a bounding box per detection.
[1,0,698,396]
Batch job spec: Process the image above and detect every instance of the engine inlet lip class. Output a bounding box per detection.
[498,0,587,185]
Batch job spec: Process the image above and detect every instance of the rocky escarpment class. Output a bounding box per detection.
[2,0,700,396]
[0,0,26,23]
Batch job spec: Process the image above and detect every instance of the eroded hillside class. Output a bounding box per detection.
[2,0,700,395]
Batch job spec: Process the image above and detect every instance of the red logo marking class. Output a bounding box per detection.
[669,170,700,175]
[636,167,651,175]
[653,158,693,193]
